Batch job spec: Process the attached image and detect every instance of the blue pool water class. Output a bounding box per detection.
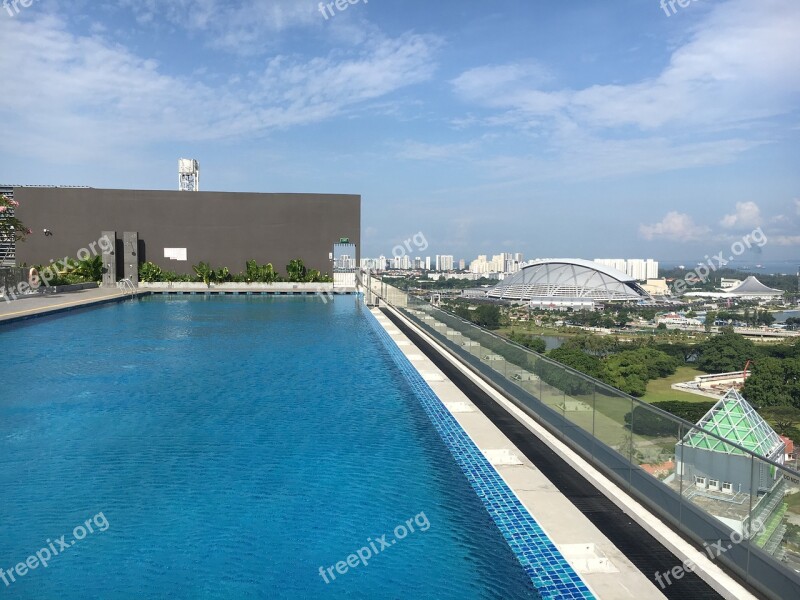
[1,296,542,599]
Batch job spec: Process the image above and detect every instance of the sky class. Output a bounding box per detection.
[0,0,798,264]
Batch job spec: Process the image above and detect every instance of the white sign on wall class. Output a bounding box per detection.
[164,248,188,261]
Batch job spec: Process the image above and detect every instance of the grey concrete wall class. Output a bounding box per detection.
[15,188,360,277]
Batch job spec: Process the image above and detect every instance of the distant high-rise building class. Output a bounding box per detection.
[435,255,454,271]
[627,259,647,281]
[470,255,498,274]
[394,255,411,270]
[646,259,659,280]
[336,254,356,270]
[459,259,466,271]
[425,256,431,271]
[594,258,656,282]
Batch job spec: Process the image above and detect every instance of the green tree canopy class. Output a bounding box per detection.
[508,330,547,353]
[548,347,607,381]
[742,357,800,409]
[472,304,501,329]
[697,329,760,373]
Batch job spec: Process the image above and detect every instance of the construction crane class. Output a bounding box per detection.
[743,359,754,379]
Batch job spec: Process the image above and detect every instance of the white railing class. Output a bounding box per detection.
[117,278,137,298]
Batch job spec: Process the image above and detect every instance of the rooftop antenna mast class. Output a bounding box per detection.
[178,159,200,192]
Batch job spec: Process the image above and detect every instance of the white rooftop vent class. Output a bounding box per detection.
[178,159,200,192]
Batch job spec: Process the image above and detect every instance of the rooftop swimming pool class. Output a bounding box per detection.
[0,296,590,599]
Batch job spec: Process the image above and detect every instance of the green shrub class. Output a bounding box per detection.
[139,261,164,282]
[245,260,281,283]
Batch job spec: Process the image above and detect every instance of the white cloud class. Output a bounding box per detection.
[795,198,800,215]
[448,0,800,176]
[0,15,440,162]
[451,63,559,112]
[639,212,711,242]
[120,0,321,54]
[771,236,800,247]
[453,0,800,131]
[721,201,762,229]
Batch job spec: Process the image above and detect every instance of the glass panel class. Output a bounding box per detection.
[629,403,680,483]
[510,351,543,399]
[562,379,595,439]
[748,455,793,566]
[560,366,596,438]
[591,383,633,459]
[771,462,799,572]
[533,359,567,414]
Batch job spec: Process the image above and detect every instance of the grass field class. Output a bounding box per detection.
[640,366,709,404]
[498,325,577,337]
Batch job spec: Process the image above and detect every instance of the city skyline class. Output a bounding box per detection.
[0,1,798,262]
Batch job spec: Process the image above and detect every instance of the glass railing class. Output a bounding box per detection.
[370,279,800,600]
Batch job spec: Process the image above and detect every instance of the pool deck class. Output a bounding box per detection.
[0,287,142,324]
[370,306,760,600]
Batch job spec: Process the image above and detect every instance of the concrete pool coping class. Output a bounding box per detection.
[370,305,760,600]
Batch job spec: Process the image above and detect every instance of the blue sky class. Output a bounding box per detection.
[0,0,798,263]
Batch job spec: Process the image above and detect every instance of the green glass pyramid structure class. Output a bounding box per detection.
[680,389,784,458]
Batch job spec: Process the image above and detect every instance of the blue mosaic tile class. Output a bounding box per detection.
[365,309,596,600]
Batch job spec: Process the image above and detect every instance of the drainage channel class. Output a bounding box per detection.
[380,308,738,600]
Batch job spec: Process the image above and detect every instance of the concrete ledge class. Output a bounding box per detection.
[0,282,99,302]
[0,288,141,325]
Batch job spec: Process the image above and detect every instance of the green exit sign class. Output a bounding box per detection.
[339,238,350,244]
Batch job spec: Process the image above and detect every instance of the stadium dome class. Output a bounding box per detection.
[488,259,650,303]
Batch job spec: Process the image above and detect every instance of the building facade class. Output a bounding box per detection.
[14,187,360,278]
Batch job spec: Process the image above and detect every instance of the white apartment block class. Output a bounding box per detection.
[435,255,455,271]
[470,252,523,275]
[594,258,658,281]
